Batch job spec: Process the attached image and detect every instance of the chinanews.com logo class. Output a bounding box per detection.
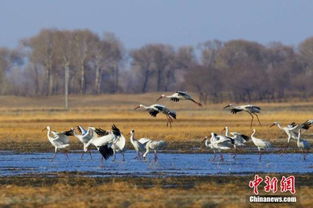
[248,175,297,203]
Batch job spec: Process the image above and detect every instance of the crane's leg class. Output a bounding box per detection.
[248,112,254,128]
[64,151,70,160]
[112,151,116,162]
[212,153,217,161]
[51,152,57,161]
[220,153,224,161]
[259,151,262,161]
[154,150,158,161]
[233,147,237,159]
[143,147,149,160]
[303,149,306,161]
[100,156,104,168]
[122,152,125,161]
[51,147,58,161]
[254,113,262,126]
[80,151,85,159]
[88,150,93,159]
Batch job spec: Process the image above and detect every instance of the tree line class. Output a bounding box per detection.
[1,28,313,103]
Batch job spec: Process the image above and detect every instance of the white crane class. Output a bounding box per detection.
[129,129,151,159]
[142,139,167,161]
[85,124,125,163]
[202,136,219,161]
[134,104,176,127]
[156,91,202,106]
[73,126,96,159]
[270,120,313,148]
[43,126,73,161]
[224,104,262,127]
[223,126,249,146]
[296,129,311,160]
[250,129,271,161]
[204,133,235,161]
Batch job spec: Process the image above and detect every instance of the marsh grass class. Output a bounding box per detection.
[0,94,312,152]
[0,175,311,207]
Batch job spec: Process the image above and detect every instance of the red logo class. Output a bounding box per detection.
[249,175,296,195]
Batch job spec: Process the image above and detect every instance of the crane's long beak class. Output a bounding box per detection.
[223,105,230,109]
[134,105,140,110]
[156,96,163,101]
[201,137,207,143]
[41,127,46,132]
[269,123,275,127]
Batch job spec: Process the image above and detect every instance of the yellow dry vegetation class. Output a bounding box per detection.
[0,177,310,208]
[0,93,312,148]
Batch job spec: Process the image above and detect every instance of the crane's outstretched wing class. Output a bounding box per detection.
[170,97,180,102]
[230,108,243,114]
[95,128,110,136]
[148,109,160,117]
[61,129,74,136]
[300,120,313,130]
[111,124,121,137]
[98,144,114,160]
[168,111,176,119]
[176,91,188,96]
[77,126,87,135]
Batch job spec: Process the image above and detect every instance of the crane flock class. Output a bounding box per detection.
[43,91,313,164]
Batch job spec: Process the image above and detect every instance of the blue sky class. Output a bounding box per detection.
[1,0,313,49]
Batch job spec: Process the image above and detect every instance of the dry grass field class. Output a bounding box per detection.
[0,93,312,152]
[0,175,312,207]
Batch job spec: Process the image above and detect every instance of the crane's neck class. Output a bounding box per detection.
[251,130,256,141]
[140,104,149,110]
[130,132,135,143]
[276,122,283,129]
[224,127,229,136]
[47,128,51,139]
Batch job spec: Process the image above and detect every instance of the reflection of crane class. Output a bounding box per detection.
[129,129,150,159]
[224,104,261,127]
[73,126,95,159]
[156,91,202,106]
[142,140,167,161]
[44,126,73,161]
[251,129,271,161]
[296,129,311,160]
[134,104,176,127]
[85,125,125,163]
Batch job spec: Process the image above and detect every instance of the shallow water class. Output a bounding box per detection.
[0,151,312,177]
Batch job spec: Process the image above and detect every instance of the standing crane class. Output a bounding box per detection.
[73,126,95,159]
[43,126,73,161]
[224,104,262,128]
[223,126,249,147]
[251,129,271,161]
[270,120,313,148]
[296,129,311,160]
[142,139,167,161]
[129,129,151,159]
[134,104,176,127]
[204,132,235,161]
[156,91,202,106]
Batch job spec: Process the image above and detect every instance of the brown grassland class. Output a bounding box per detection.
[0,93,312,152]
[0,93,313,207]
[0,175,312,207]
